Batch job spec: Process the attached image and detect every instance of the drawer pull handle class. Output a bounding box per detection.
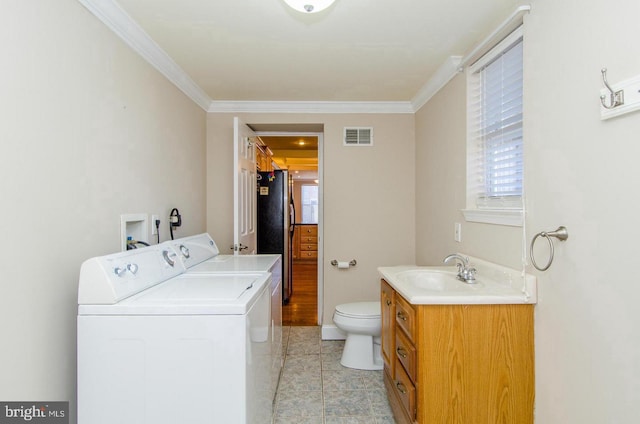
[386,299,392,306]
[396,381,407,395]
[397,311,407,321]
[396,347,408,358]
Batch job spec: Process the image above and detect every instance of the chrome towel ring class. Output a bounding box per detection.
[530,226,569,271]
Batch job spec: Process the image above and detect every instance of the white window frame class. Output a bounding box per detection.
[300,184,319,224]
[463,26,524,227]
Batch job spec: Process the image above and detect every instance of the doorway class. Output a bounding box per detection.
[254,127,323,326]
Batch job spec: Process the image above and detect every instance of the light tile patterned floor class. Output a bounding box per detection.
[274,326,396,424]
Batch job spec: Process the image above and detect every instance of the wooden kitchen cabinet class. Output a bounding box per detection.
[255,141,273,172]
[381,279,534,424]
[295,225,317,260]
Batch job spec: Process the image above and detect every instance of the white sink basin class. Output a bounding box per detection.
[396,269,482,292]
[378,256,537,305]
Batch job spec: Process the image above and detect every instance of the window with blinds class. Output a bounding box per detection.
[467,27,523,211]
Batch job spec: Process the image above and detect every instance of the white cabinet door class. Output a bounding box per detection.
[233,117,257,255]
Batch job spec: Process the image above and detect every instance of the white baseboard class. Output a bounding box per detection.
[321,325,346,340]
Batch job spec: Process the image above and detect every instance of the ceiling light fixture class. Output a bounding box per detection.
[282,0,336,13]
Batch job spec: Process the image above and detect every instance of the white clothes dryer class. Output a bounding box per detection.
[163,233,284,402]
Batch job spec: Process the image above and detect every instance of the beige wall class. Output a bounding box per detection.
[0,1,207,419]
[207,112,416,323]
[525,1,640,422]
[416,1,640,422]
[415,74,523,268]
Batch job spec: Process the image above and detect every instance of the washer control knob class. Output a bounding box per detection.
[162,250,176,267]
[114,267,126,277]
[127,263,139,275]
[179,245,190,259]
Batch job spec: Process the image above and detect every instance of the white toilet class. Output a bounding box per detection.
[333,301,383,370]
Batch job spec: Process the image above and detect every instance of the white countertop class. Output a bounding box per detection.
[378,256,537,305]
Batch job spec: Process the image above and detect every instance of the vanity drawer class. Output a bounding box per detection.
[395,295,416,343]
[395,326,416,382]
[394,358,416,421]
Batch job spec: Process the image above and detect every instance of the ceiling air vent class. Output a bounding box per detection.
[344,127,373,146]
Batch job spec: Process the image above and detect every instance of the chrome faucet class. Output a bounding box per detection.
[443,254,477,284]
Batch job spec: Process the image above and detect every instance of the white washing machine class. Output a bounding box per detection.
[163,234,283,402]
[77,243,272,424]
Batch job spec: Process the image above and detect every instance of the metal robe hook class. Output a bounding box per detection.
[600,68,624,109]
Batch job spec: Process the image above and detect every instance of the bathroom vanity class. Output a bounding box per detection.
[379,260,535,424]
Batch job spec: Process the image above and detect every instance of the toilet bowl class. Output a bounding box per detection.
[333,301,383,370]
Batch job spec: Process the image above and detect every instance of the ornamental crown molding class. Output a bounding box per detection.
[79,0,463,114]
[208,100,414,114]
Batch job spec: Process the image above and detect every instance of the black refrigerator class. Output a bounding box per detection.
[257,170,295,304]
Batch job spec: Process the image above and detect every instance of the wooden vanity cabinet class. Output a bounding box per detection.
[380,280,395,374]
[381,278,534,424]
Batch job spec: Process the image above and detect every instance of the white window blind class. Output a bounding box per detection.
[468,28,523,210]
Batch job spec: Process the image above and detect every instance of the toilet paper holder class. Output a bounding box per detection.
[331,259,357,268]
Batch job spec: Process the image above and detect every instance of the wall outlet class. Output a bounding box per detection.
[454,222,462,242]
[151,214,160,235]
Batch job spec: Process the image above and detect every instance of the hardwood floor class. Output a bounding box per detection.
[283,260,318,326]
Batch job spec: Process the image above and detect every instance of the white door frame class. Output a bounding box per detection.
[255,130,324,326]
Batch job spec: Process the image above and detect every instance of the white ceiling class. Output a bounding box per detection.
[102,0,523,104]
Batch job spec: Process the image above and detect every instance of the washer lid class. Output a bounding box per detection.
[335,301,380,318]
[78,272,270,316]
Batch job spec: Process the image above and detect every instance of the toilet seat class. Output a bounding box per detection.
[335,301,380,319]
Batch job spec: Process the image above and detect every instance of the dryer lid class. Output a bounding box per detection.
[335,301,380,318]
